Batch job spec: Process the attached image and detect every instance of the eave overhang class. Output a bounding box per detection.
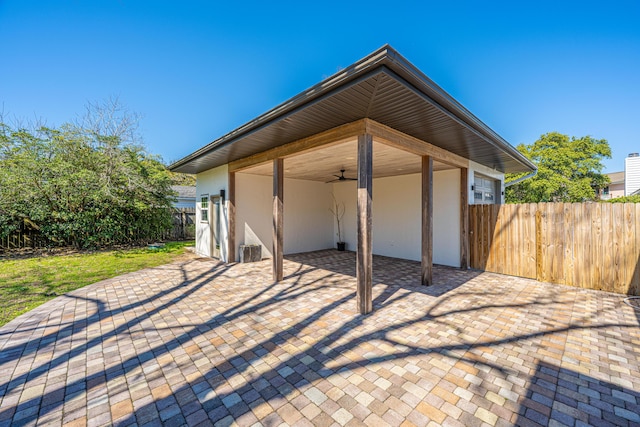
[170,45,536,175]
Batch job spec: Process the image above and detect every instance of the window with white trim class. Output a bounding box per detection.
[200,195,209,222]
[474,175,498,204]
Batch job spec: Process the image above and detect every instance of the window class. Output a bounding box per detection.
[474,175,498,205]
[201,195,209,222]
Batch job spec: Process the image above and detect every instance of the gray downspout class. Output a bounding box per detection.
[505,170,538,187]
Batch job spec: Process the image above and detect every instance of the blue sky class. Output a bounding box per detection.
[1,1,639,173]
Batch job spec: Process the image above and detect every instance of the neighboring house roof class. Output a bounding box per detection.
[606,171,624,185]
[171,185,196,199]
[170,45,536,175]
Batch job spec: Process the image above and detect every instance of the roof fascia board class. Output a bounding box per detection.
[170,45,536,174]
[379,49,536,172]
[364,119,469,169]
[170,47,392,171]
[378,66,530,172]
[228,120,367,173]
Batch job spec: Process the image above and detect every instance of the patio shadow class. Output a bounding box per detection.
[286,249,481,298]
[0,251,638,426]
[515,361,640,426]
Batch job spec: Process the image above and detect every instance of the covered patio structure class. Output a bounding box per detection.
[170,45,536,314]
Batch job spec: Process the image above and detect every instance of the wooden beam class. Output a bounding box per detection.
[229,120,367,172]
[365,119,469,169]
[422,156,433,286]
[460,167,469,269]
[357,134,373,314]
[273,158,284,282]
[227,171,236,263]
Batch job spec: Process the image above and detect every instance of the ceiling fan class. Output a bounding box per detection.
[326,169,357,183]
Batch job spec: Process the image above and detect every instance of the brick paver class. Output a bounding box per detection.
[0,250,639,426]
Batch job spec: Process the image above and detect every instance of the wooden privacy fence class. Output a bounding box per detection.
[469,203,640,296]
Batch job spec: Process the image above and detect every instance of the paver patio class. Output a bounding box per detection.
[0,250,639,427]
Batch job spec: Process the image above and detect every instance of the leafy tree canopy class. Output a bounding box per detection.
[170,172,196,186]
[0,99,175,248]
[505,132,611,203]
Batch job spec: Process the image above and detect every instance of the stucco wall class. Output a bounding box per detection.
[332,170,461,267]
[197,166,477,267]
[195,165,229,260]
[284,178,334,254]
[235,173,334,260]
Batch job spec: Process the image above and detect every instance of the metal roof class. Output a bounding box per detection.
[606,171,624,185]
[171,185,196,199]
[170,45,536,175]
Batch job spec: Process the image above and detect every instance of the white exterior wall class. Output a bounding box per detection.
[236,174,273,259]
[625,155,640,196]
[468,160,505,205]
[173,197,196,209]
[195,165,229,260]
[235,173,334,260]
[332,171,461,267]
[195,162,496,267]
[284,178,334,254]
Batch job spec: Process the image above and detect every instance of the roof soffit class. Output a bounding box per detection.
[171,46,536,175]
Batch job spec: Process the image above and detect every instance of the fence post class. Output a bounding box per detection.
[535,207,543,282]
[181,210,187,239]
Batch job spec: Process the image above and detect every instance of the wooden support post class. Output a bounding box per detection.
[357,134,373,314]
[228,172,236,263]
[273,158,284,282]
[460,167,469,269]
[422,156,433,286]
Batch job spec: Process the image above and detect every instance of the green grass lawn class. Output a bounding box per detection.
[0,241,194,327]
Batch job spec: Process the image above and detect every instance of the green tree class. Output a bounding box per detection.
[0,100,174,248]
[505,132,611,203]
[169,171,196,186]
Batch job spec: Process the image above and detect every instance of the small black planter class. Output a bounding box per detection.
[337,242,346,251]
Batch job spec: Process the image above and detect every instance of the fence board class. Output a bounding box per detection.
[492,204,503,274]
[523,203,536,278]
[507,204,517,277]
[601,203,613,292]
[572,203,583,288]
[624,203,635,295]
[589,203,601,290]
[550,203,563,284]
[563,203,573,287]
[613,203,624,293]
[469,202,640,296]
[635,204,640,296]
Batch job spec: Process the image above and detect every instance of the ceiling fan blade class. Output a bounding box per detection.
[326,169,356,183]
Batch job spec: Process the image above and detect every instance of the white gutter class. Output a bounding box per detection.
[505,169,538,187]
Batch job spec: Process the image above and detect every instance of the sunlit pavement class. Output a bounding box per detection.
[0,250,638,426]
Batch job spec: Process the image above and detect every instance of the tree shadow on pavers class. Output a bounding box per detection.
[514,361,640,426]
[106,271,638,426]
[0,260,347,425]
[0,259,239,422]
[0,259,225,365]
[3,256,639,426]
